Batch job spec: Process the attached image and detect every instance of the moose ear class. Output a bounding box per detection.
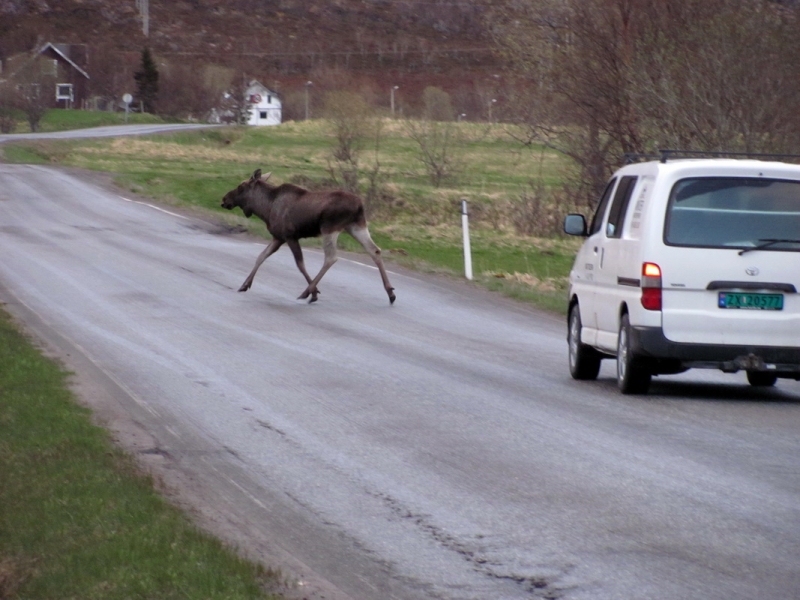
[251,169,262,181]
[262,172,272,182]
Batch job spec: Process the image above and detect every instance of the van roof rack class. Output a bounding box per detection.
[624,150,800,164]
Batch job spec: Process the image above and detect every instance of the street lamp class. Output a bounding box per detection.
[304,81,313,120]
[458,113,467,122]
[489,98,497,123]
[391,85,399,117]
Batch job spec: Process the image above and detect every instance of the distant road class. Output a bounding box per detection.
[0,122,221,143]
[1,161,799,600]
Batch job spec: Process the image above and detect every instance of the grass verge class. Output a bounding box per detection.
[0,307,282,600]
[3,109,173,134]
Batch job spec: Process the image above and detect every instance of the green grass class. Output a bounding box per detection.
[0,143,50,164]
[3,108,174,134]
[0,309,281,599]
[1,113,580,314]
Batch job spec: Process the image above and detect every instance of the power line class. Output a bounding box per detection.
[159,47,494,58]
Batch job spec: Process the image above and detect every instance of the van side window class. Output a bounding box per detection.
[588,178,617,236]
[605,176,638,238]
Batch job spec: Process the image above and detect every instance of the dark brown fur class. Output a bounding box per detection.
[221,169,396,304]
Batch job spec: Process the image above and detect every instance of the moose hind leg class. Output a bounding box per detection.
[298,231,340,302]
[239,238,283,292]
[347,225,396,304]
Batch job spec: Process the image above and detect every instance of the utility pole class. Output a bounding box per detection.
[136,0,149,37]
[391,85,399,117]
[304,81,312,120]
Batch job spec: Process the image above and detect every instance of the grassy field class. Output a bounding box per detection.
[0,309,282,599]
[1,110,580,313]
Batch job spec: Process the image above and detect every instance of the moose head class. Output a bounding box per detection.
[221,169,272,217]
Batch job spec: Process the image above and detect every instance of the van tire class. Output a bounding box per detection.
[746,371,778,387]
[617,314,651,394]
[568,304,601,380]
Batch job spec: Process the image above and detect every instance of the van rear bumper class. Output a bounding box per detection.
[631,326,800,374]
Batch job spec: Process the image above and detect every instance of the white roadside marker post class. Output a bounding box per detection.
[461,198,473,280]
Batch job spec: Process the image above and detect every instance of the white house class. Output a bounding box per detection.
[245,80,281,126]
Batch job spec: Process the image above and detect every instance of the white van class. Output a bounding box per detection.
[563,154,800,394]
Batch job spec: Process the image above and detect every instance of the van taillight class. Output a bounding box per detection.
[641,262,662,311]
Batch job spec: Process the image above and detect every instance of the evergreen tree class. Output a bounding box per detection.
[134,47,159,113]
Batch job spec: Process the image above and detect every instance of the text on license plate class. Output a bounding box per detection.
[718,292,784,310]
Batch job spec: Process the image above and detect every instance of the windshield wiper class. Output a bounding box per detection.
[738,238,800,255]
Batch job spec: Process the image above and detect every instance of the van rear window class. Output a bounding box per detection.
[664,177,800,251]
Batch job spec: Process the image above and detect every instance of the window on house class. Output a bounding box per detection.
[259,111,268,119]
[56,84,73,102]
[267,95,271,104]
[56,84,73,101]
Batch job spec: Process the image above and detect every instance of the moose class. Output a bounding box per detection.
[221,169,396,304]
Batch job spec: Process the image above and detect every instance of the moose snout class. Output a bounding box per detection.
[221,195,234,210]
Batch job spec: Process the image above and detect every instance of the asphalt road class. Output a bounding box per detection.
[1,163,798,600]
[0,122,221,142]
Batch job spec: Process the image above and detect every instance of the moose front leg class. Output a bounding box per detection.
[286,239,320,302]
[298,231,340,303]
[239,238,283,292]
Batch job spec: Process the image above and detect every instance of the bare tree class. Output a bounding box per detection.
[490,0,800,207]
[398,85,466,187]
[404,117,463,187]
[422,86,454,122]
[634,0,800,155]
[88,44,135,111]
[158,61,218,120]
[324,90,375,192]
[13,67,54,132]
[221,73,252,125]
[0,84,17,133]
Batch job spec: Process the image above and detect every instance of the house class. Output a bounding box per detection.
[208,79,282,126]
[1,43,90,109]
[245,80,281,126]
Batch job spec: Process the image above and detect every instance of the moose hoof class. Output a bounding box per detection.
[238,284,251,292]
[388,288,396,305]
[298,287,320,301]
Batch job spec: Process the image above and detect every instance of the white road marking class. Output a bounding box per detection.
[120,196,189,219]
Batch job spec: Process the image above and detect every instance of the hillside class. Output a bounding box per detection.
[0,0,502,117]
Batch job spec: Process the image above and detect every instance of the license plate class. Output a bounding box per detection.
[718,292,784,310]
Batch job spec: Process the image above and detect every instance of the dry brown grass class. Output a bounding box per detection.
[487,271,563,292]
[0,556,35,599]
[81,139,264,163]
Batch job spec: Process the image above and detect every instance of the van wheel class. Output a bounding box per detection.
[617,314,651,394]
[568,304,601,380]
[746,371,778,387]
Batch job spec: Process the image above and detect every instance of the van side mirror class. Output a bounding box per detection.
[564,214,587,236]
